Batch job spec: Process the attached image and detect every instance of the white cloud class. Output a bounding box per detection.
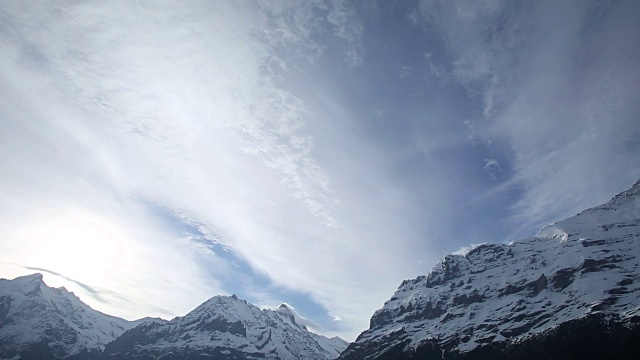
[452,243,486,256]
[325,0,365,67]
[483,158,501,179]
[328,312,343,322]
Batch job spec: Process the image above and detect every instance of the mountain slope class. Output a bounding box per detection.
[339,179,640,359]
[0,273,134,360]
[103,295,347,360]
[274,303,348,358]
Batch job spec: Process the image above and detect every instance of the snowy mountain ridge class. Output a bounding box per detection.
[0,274,347,359]
[103,294,347,359]
[339,178,640,359]
[0,273,134,359]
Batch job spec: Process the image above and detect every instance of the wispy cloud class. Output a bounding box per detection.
[22,266,175,317]
[0,0,418,340]
[417,0,640,235]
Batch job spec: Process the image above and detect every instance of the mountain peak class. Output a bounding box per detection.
[13,272,44,283]
[340,178,640,359]
[426,254,470,286]
[105,294,348,359]
[616,176,640,199]
[275,302,300,326]
[0,273,133,359]
[0,273,46,297]
[203,294,247,306]
[591,177,640,211]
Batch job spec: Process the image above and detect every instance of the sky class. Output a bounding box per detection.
[1,0,639,341]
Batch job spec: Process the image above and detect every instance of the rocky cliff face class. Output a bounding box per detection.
[0,273,134,360]
[103,295,347,360]
[339,179,640,359]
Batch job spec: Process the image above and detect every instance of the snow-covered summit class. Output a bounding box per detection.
[104,293,347,359]
[9,272,44,283]
[339,178,640,359]
[277,302,296,315]
[0,273,134,359]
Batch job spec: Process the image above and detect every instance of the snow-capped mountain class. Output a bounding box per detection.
[274,303,348,358]
[0,273,347,360]
[103,295,348,360]
[339,179,640,359]
[0,273,134,359]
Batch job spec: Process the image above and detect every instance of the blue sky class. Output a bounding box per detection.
[1,0,639,341]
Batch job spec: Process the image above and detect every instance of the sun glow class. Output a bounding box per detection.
[21,209,130,287]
